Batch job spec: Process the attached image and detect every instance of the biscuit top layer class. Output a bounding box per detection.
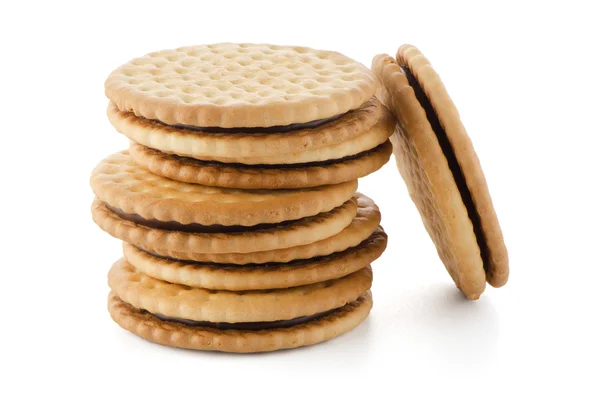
[90,151,357,226]
[106,43,376,128]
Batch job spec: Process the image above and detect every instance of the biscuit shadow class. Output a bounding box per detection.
[394,283,500,366]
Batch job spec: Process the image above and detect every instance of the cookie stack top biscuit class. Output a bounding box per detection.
[105,43,376,128]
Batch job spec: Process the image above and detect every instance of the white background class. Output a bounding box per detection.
[2,1,599,396]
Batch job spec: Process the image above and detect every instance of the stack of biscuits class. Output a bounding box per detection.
[91,43,393,353]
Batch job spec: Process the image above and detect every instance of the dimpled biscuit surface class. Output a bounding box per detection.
[106,43,376,128]
[90,151,357,226]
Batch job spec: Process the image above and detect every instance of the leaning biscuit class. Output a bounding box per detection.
[90,150,357,226]
[108,258,372,323]
[129,141,392,189]
[105,43,376,128]
[123,228,387,290]
[372,46,508,299]
[396,45,508,289]
[92,196,357,254]
[108,291,372,353]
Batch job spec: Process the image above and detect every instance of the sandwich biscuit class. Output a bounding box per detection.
[372,45,508,299]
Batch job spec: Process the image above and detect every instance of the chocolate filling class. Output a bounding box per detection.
[401,66,489,272]
[106,204,290,233]
[138,245,343,269]
[171,113,345,134]
[168,144,382,170]
[150,307,339,331]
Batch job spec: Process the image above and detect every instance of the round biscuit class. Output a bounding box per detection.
[396,45,509,289]
[90,150,357,226]
[128,140,392,189]
[108,98,381,158]
[108,258,373,323]
[123,228,387,290]
[108,291,372,353]
[92,197,357,255]
[105,43,376,128]
[93,193,379,263]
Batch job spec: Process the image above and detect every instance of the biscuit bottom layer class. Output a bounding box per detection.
[108,292,372,352]
[149,307,340,331]
[105,204,293,233]
[400,65,489,271]
[136,244,354,269]
[168,144,382,170]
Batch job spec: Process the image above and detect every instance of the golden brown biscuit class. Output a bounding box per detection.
[108,291,372,353]
[128,140,392,189]
[105,43,376,128]
[90,151,357,226]
[123,228,386,290]
[92,197,357,254]
[96,193,380,264]
[116,106,394,165]
[372,47,508,299]
[396,45,508,288]
[109,98,381,159]
[108,258,372,322]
